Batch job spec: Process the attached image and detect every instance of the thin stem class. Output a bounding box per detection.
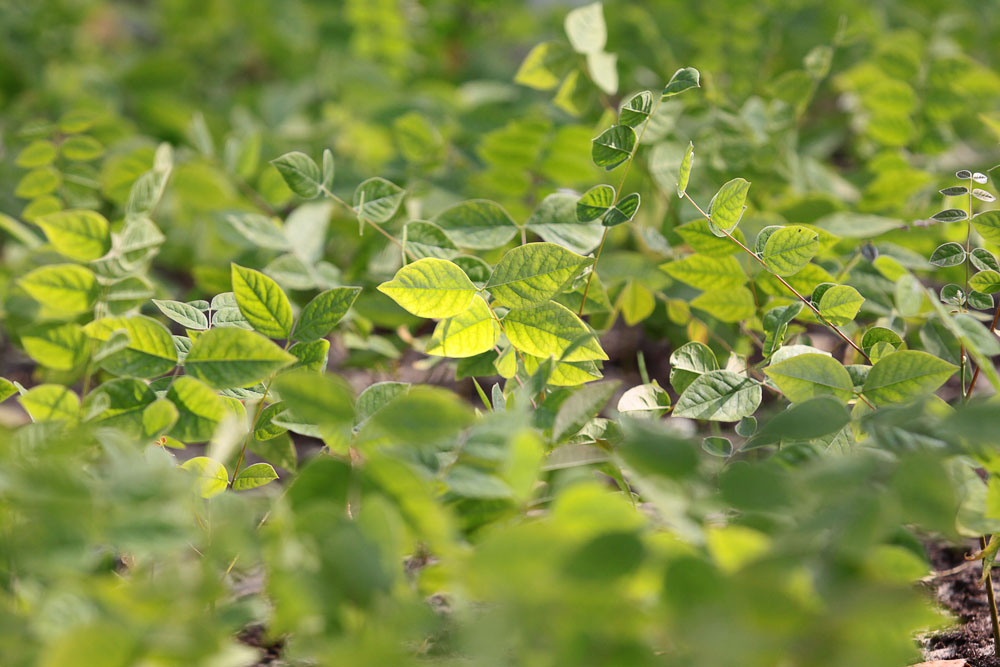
[578,96,662,316]
[966,300,1000,397]
[682,192,872,364]
[230,341,291,485]
[319,185,416,261]
[982,535,1000,657]
[962,175,974,400]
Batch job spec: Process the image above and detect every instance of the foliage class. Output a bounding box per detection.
[2,0,1000,665]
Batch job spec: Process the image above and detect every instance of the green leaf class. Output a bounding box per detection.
[16,140,57,167]
[929,242,966,267]
[353,177,405,223]
[931,209,968,223]
[691,287,756,322]
[83,316,177,378]
[21,322,86,371]
[677,142,694,197]
[404,220,459,260]
[564,1,606,54]
[971,270,1000,294]
[577,184,616,222]
[19,384,79,423]
[940,283,965,306]
[515,41,573,90]
[180,457,228,498]
[35,210,111,261]
[971,248,1000,273]
[369,386,473,445]
[143,398,179,439]
[617,382,671,419]
[356,381,410,425]
[746,397,850,448]
[970,290,994,311]
[0,378,17,404]
[232,264,294,338]
[288,339,330,372]
[61,135,104,161]
[974,211,1000,245]
[662,67,701,96]
[433,199,519,250]
[940,186,969,196]
[153,299,209,330]
[762,303,803,357]
[184,328,295,389]
[426,294,500,358]
[586,51,618,95]
[862,350,957,405]
[761,226,819,276]
[292,287,361,342]
[702,436,733,457]
[619,281,655,325]
[975,189,997,203]
[15,166,60,198]
[553,380,619,442]
[232,463,279,491]
[673,370,761,422]
[526,192,605,255]
[602,193,640,227]
[764,353,854,403]
[818,285,865,326]
[273,370,355,433]
[84,378,157,433]
[670,341,719,394]
[378,258,478,318]
[270,151,322,198]
[708,178,750,235]
[224,212,289,251]
[504,302,608,362]
[592,125,636,170]
[675,218,745,257]
[661,254,746,291]
[619,91,653,128]
[167,377,227,443]
[486,242,593,308]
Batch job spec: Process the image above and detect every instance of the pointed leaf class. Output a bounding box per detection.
[184,328,295,389]
[232,264,294,338]
[761,225,819,276]
[35,209,111,261]
[862,350,957,405]
[672,370,761,422]
[764,353,854,403]
[486,242,593,308]
[504,302,607,362]
[426,294,500,358]
[377,258,478,318]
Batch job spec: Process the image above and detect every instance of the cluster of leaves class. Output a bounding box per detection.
[3,1,1000,666]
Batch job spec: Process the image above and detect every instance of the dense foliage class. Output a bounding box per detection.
[2,0,1000,665]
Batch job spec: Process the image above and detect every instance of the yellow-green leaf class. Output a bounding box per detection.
[378,258,478,318]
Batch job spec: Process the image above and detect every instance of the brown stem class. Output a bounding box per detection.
[682,192,871,364]
[966,301,1000,397]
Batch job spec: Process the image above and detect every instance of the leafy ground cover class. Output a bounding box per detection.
[2,0,1000,665]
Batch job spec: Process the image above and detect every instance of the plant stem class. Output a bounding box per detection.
[982,535,1000,657]
[231,341,291,485]
[966,301,1000,397]
[961,175,974,400]
[319,185,417,261]
[682,192,872,364]
[579,97,661,316]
